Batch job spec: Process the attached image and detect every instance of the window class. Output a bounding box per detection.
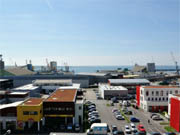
[152,91,154,96]
[155,98,157,101]
[162,97,165,101]
[23,111,29,115]
[141,90,143,95]
[166,91,168,96]
[146,91,149,96]
[156,91,159,96]
[79,106,82,110]
[175,90,178,94]
[170,91,172,94]
[159,98,161,101]
[166,97,168,101]
[152,98,154,101]
[161,91,163,96]
[148,98,150,101]
[29,111,38,115]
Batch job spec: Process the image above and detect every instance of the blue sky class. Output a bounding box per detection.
[0,0,179,66]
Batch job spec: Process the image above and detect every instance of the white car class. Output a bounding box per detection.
[130,123,137,133]
[125,125,131,134]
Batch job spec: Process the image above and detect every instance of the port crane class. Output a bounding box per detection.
[171,52,179,76]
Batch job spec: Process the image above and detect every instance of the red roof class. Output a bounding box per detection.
[22,98,44,106]
[45,89,77,102]
[144,86,179,89]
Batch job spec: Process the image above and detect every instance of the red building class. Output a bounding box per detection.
[170,95,180,132]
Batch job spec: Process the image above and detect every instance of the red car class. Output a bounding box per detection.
[138,124,146,132]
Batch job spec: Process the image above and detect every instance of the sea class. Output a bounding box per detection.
[33,65,177,73]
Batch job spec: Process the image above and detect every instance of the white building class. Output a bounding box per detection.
[137,85,180,112]
[99,84,128,99]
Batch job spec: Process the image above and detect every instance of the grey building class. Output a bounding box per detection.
[147,63,156,72]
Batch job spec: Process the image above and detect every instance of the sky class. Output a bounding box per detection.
[0,0,179,66]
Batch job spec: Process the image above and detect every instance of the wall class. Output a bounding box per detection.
[170,98,180,132]
[136,86,140,107]
[75,102,83,125]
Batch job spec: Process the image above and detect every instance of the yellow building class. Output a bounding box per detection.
[17,98,44,131]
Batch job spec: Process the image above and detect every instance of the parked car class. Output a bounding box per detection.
[112,108,119,113]
[89,118,101,124]
[130,117,140,122]
[114,111,121,115]
[116,115,125,120]
[130,123,138,133]
[125,125,131,134]
[67,123,73,131]
[111,125,118,132]
[124,110,133,115]
[150,113,159,118]
[134,131,147,135]
[138,125,146,133]
[149,133,161,135]
[163,133,176,135]
[152,116,163,121]
[113,130,124,135]
[74,124,80,132]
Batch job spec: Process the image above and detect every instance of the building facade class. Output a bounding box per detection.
[43,89,83,129]
[99,84,128,99]
[0,79,13,90]
[168,94,180,132]
[136,86,180,112]
[17,98,44,131]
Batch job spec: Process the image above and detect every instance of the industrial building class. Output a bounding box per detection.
[136,86,180,112]
[17,98,44,131]
[50,61,57,71]
[168,94,180,132]
[99,84,128,99]
[108,79,150,94]
[0,79,13,90]
[43,89,83,129]
[11,84,40,97]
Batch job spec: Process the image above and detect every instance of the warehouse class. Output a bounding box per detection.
[108,79,150,94]
[43,89,83,130]
[99,84,128,99]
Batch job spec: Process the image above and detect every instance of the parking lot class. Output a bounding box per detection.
[84,88,168,134]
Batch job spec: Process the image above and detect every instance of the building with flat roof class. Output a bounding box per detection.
[17,98,44,131]
[99,84,128,99]
[136,85,180,112]
[168,94,180,132]
[108,79,150,94]
[0,101,23,130]
[43,89,83,129]
[11,84,40,97]
[0,91,29,104]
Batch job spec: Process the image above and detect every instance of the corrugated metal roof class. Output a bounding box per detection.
[21,98,44,106]
[144,86,179,89]
[33,79,72,85]
[109,79,150,84]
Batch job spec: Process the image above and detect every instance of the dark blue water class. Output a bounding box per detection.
[33,65,177,73]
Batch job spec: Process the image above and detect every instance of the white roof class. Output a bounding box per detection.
[59,83,80,89]
[109,79,150,84]
[9,92,29,95]
[0,79,9,82]
[0,101,23,110]
[77,72,109,76]
[33,79,72,85]
[100,84,128,91]
[13,84,39,91]
[91,123,107,128]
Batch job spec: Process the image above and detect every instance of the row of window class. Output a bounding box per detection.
[143,90,179,97]
[23,111,38,115]
[44,107,73,111]
[147,97,169,102]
